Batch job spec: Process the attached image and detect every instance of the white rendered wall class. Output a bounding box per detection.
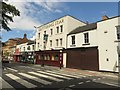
[67,29,98,48]
[35,15,86,51]
[97,17,119,72]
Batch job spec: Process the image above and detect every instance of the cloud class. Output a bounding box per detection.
[5,0,64,31]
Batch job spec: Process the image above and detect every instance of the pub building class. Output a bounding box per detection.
[35,15,86,67]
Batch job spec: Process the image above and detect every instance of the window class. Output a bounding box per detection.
[71,36,75,45]
[57,27,59,33]
[50,29,53,35]
[56,39,59,46]
[84,33,89,43]
[55,55,59,61]
[117,27,120,39]
[44,31,46,34]
[60,38,62,46]
[38,43,39,49]
[60,25,63,32]
[23,47,25,51]
[50,40,52,47]
[32,45,34,50]
[38,33,40,39]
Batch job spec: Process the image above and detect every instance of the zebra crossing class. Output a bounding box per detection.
[1,67,90,89]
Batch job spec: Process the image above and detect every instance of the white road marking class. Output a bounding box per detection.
[92,79,96,81]
[101,82,119,87]
[37,71,72,80]
[78,82,84,84]
[97,78,101,80]
[86,80,91,83]
[28,71,63,82]
[7,68,18,72]
[69,85,75,87]
[46,70,81,78]
[0,77,2,89]
[19,73,51,85]
[5,74,36,88]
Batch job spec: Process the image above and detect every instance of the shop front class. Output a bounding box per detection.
[20,51,34,64]
[35,50,63,67]
[14,48,21,62]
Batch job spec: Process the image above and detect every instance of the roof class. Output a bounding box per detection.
[68,23,97,35]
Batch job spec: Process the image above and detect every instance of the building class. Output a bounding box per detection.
[14,34,35,63]
[67,15,120,72]
[35,15,86,67]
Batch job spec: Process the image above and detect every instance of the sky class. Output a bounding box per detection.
[1,0,119,42]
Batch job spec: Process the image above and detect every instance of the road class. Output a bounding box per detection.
[1,62,119,89]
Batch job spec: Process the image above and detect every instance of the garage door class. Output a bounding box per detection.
[66,47,99,71]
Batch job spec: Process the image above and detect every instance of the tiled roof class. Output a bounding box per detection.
[68,23,97,35]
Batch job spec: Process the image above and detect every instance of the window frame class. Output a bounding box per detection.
[71,35,75,45]
[84,32,89,44]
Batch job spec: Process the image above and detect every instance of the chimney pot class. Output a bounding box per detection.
[102,15,109,20]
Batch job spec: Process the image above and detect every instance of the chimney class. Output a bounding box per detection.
[102,15,109,20]
[24,33,27,38]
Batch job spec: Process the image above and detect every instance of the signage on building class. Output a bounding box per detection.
[39,19,64,30]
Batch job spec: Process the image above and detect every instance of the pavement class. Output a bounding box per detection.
[30,63,119,79]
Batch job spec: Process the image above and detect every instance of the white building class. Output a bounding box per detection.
[67,16,120,72]
[35,15,86,51]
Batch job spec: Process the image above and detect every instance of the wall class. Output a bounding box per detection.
[97,17,119,72]
[67,29,98,48]
[35,15,86,51]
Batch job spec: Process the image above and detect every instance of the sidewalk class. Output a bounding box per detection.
[33,64,119,79]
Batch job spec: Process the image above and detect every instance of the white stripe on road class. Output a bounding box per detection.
[28,72,63,82]
[46,70,81,78]
[69,84,75,87]
[60,71,87,77]
[5,74,36,88]
[19,73,51,85]
[7,68,18,72]
[78,82,84,84]
[37,71,72,80]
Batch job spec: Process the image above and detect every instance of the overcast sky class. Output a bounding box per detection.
[2,0,119,42]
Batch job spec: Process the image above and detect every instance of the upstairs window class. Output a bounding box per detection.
[50,40,52,47]
[56,39,59,46]
[57,27,59,33]
[50,29,53,35]
[60,25,63,33]
[116,26,120,39]
[84,33,89,43]
[38,43,39,49]
[38,33,40,39]
[71,36,75,45]
[60,38,62,46]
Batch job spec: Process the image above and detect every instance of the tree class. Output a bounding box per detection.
[1,2,20,31]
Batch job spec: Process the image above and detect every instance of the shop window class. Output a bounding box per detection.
[51,55,55,61]
[47,55,50,60]
[44,55,47,60]
[55,55,59,61]
[41,55,44,60]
